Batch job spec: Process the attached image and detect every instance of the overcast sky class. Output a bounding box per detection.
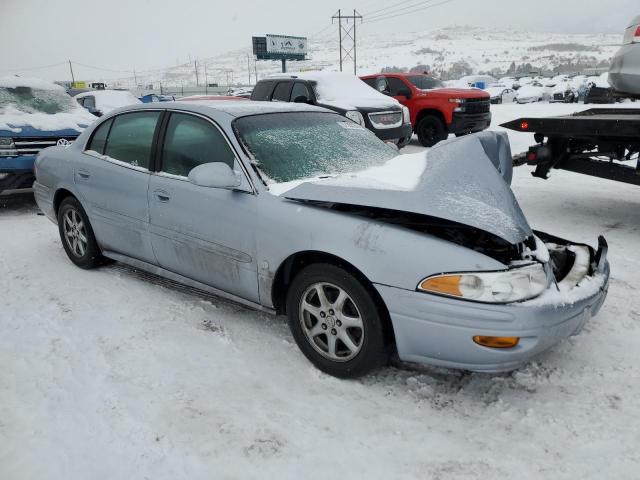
[2,0,636,80]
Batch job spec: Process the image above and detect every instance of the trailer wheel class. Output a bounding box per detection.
[417,116,446,147]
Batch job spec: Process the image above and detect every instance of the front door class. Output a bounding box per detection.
[76,111,161,264]
[148,112,259,302]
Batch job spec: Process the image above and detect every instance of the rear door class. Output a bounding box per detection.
[76,111,161,263]
[148,111,259,302]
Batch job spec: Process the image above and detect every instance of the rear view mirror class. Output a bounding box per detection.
[188,162,242,189]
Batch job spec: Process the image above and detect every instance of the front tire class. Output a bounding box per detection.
[416,115,446,147]
[286,263,388,378]
[57,196,103,269]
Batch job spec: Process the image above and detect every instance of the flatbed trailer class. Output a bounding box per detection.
[501,108,640,185]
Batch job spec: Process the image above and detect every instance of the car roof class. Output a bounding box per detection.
[113,100,330,118]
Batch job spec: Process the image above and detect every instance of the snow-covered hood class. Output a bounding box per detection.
[280,132,532,245]
[0,105,94,134]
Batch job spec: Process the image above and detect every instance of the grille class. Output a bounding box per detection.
[463,98,490,114]
[13,136,77,155]
[553,93,564,101]
[368,111,403,129]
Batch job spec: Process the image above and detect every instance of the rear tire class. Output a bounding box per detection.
[286,263,388,378]
[416,115,447,147]
[57,196,103,269]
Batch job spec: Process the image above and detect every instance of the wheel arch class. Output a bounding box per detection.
[415,108,447,131]
[271,250,396,351]
[53,188,76,216]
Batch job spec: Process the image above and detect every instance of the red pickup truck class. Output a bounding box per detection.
[360,73,491,147]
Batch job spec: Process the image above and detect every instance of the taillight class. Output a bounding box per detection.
[623,24,640,44]
[520,121,529,130]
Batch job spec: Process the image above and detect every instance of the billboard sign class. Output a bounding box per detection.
[266,34,307,57]
[253,34,307,61]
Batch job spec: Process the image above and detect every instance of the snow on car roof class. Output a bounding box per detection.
[173,99,329,117]
[0,75,65,91]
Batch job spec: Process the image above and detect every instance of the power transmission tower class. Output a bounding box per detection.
[331,9,362,75]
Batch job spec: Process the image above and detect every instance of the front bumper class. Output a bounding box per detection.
[449,112,492,134]
[375,240,610,372]
[0,155,36,195]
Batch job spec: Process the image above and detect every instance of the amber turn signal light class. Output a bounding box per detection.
[473,336,520,349]
[419,275,462,297]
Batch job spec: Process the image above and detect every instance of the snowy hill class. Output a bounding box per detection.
[111,25,622,89]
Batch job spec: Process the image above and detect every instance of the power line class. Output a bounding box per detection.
[362,0,427,17]
[366,0,440,22]
[364,0,456,24]
[0,61,68,73]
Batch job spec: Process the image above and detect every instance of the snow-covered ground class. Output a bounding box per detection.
[2,101,640,479]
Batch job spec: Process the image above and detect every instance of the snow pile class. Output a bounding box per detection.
[268,151,428,195]
[296,71,399,110]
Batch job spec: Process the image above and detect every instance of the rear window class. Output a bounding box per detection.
[406,76,444,90]
[103,111,160,169]
[251,81,275,101]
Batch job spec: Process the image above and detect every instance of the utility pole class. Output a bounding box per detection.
[247,54,252,85]
[204,63,208,94]
[332,9,362,74]
[68,60,75,83]
[194,60,199,86]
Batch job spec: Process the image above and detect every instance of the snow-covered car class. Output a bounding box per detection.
[483,84,517,104]
[251,72,413,148]
[454,75,497,89]
[550,82,579,103]
[75,90,141,117]
[0,76,93,196]
[33,101,610,378]
[515,83,549,103]
[227,86,253,98]
[498,77,520,89]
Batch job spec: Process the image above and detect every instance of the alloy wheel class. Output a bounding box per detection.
[299,282,364,362]
[62,207,88,258]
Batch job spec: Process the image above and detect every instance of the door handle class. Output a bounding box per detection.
[153,189,171,202]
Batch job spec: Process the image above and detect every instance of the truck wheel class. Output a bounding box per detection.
[286,263,388,378]
[57,196,103,269]
[416,116,446,147]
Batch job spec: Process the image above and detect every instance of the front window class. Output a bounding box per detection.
[0,86,80,114]
[234,112,397,184]
[406,75,444,90]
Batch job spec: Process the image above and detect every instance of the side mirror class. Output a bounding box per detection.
[397,87,412,99]
[188,162,242,189]
[293,95,312,104]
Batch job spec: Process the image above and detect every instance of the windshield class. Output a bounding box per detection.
[234,112,398,183]
[406,76,444,90]
[0,86,80,114]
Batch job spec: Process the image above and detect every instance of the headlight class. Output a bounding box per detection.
[402,105,410,124]
[0,137,18,157]
[345,110,365,126]
[418,264,548,303]
[449,98,466,112]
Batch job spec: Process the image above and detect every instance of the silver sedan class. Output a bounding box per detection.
[33,101,610,377]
